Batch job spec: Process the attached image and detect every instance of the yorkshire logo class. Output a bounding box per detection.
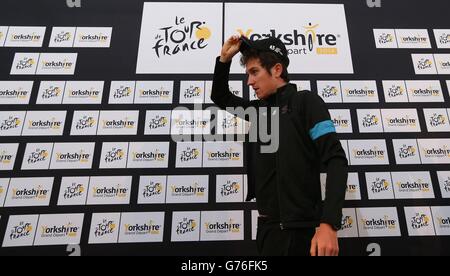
[440,33,450,44]
[153,16,211,58]
[94,219,116,237]
[78,33,109,43]
[362,216,397,230]
[56,151,90,163]
[12,185,48,200]
[0,150,13,164]
[76,116,96,130]
[387,85,404,98]
[410,87,440,97]
[132,151,166,162]
[239,23,339,56]
[341,216,354,230]
[378,33,394,44]
[437,216,450,228]
[204,219,241,234]
[16,58,35,70]
[124,221,161,235]
[439,61,450,70]
[183,85,203,99]
[170,184,205,197]
[41,223,79,238]
[176,218,197,235]
[139,88,170,98]
[422,146,450,158]
[333,116,349,128]
[429,114,446,127]
[396,180,430,192]
[0,116,21,131]
[385,117,417,127]
[92,185,128,198]
[102,118,135,129]
[113,86,132,99]
[180,148,200,162]
[220,180,241,197]
[143,182,163,198]
[174,118,208,129]
[68,88,100,98]
[41,86,62,99]
[0,88,29,99]
[105,148,125,163]
[9,221,33,240]
[28,118,62,130]
[411,213,431,230]
[54,31,71,43]
[63,183,85,199]
[207,149,241,161]
[400,35,428,44]
[417,58,433,70]
[11,33,42,42]
[353,147,385,160]
[398,145,416,159]
[371,178,390,194]
[362,114,379,128]
[345,87,376,97]
[27,149,49,164]
[148,116,168,129]
[41,59,74,70]
[321,86,338,98]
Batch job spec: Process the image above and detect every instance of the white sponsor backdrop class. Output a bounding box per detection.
[0,0,449,256]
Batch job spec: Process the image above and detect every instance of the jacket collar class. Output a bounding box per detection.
[263,83,297,106]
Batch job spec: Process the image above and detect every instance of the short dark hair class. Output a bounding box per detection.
[240,48,290,82]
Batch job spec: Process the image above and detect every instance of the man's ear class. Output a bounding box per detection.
[272,63,283,78]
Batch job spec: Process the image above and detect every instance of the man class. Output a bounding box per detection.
[211,35,348,256]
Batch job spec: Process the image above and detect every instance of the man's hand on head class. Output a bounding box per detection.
[220,35,242,63]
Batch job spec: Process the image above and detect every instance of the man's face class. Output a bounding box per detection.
[245,58,279,100]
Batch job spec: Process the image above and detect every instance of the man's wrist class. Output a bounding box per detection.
[219,56,231,63]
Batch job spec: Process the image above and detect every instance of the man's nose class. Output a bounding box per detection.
[247,76,254,86]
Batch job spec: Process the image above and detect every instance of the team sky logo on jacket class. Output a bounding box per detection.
[94,219,116,237]
[429,114,447,127]
[28,118,62,130]
[10,32,42,43]
[55,151,90,163]
[207,148,241,162]
[0,88,29,100]
[341,216,354,230]
[344,87,376,98]
[180,147,200,163]
[238,23,339,56]
[421,146,450,159]
[132,150,166,162]
[220,180,241,197]
[410,86,440,97]
[170,184,205,197]
[15,57,35,70]
[387,85,405,98]
[54,31,72,43]
[143,181,163,198]
[123,221,162,236]
[378,33,394,44]
[385,116,417,128]
[395,180,431,193]
[0,116,21,131]
[63,182,85,199]
[176,218,197,235]
[183,85,203,99]
[113,86,132,99]
[352,147,385,160]
[11,185,49,201]
[148,115,169,129]
[138,87,171,99]
[417,58,433,70]
[332,116,349,128]
[0,150,13,165]
[153,16,211,58]
[9,221,33,241]
[68,88,101,99]
[371,178,390,194]
[76,116,96,130]
[361,216,397,231]
[104,148,125,163]
[102,118,135,129]
[410,213,431,230]
[92,185,128,199]
[398,145,417,159]
[362,114,379,128]
[40,59,74,71]
[41,86,62,99]
[27,149,49,164]
[40,223,79,238]
[204,219,241,234]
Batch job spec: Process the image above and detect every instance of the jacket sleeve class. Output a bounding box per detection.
[211,57,256,111]
[303,92,349,230]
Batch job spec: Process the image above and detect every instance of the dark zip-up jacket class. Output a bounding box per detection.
[211,57,348,230]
